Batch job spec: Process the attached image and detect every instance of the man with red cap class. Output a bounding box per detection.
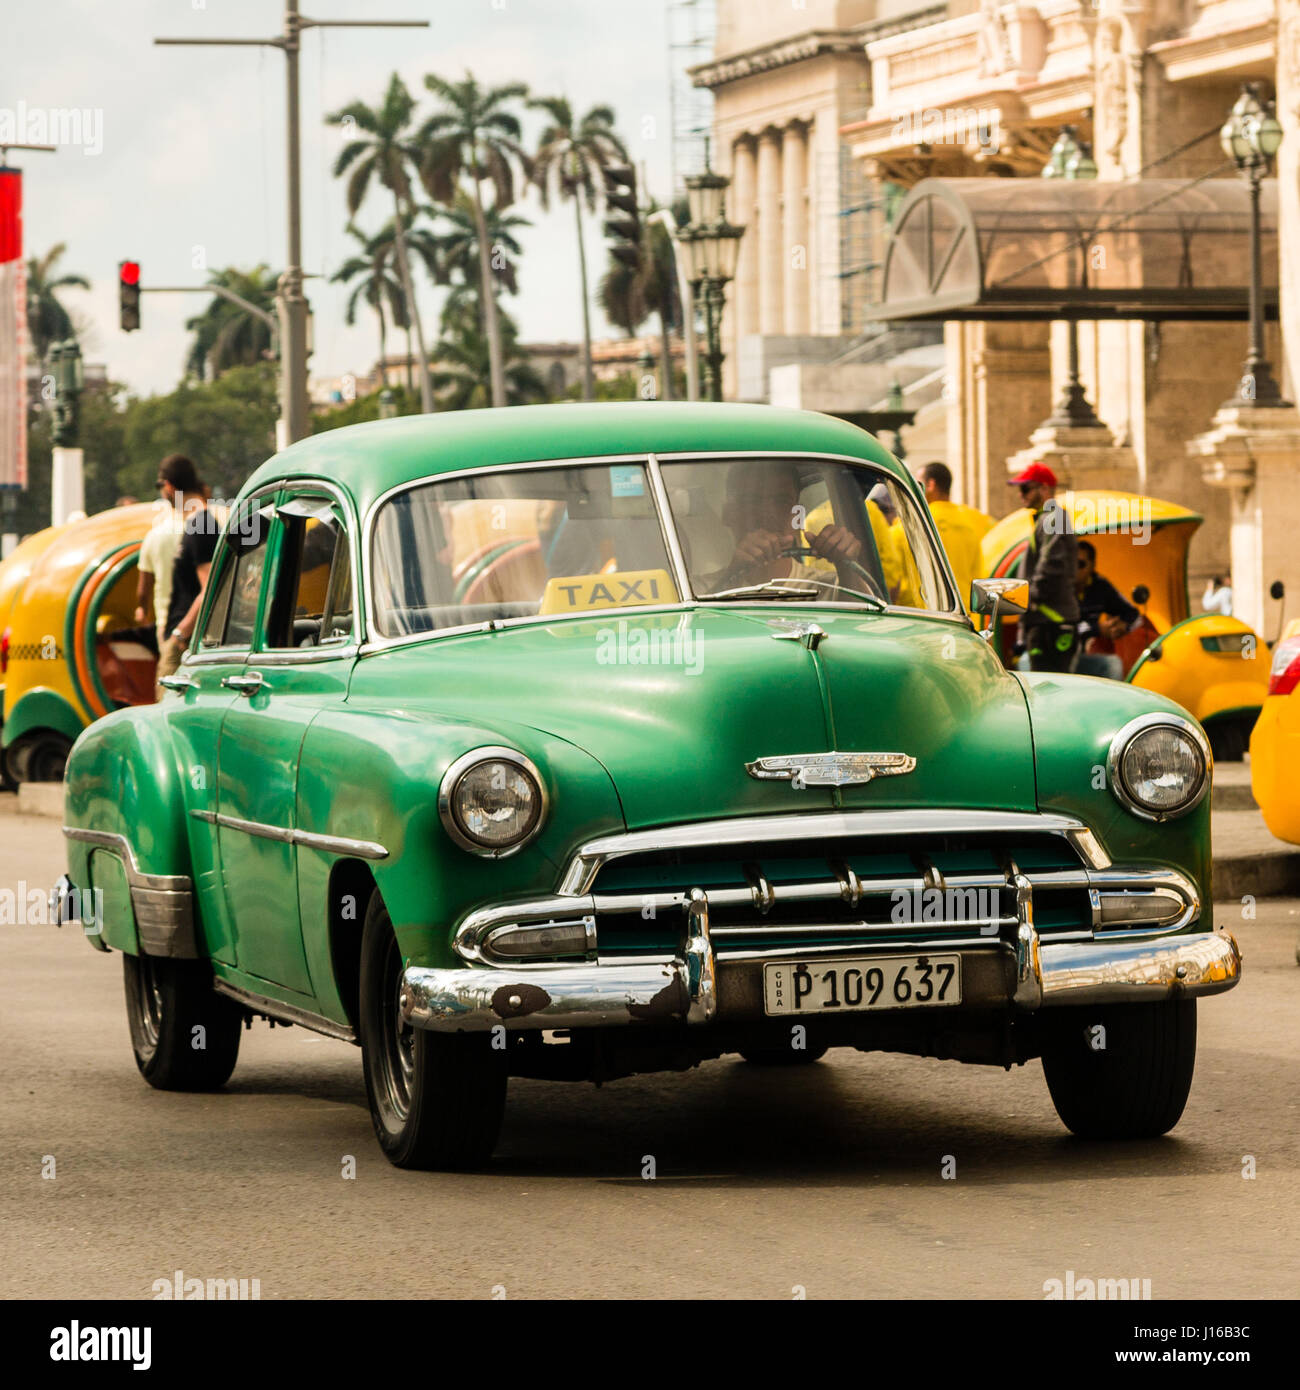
[1008,461,1078,672]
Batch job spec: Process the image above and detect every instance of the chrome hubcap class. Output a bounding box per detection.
[379,936,415,1120]
[137,955,163,1050]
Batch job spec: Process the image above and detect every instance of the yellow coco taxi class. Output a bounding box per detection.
[980,491,1272,760]
[1250,618,1300,846]
[2,503,159,782]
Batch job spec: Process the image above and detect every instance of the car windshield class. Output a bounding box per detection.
[659,456,953,613]
[370,462,678,636]
[369,456,954,636]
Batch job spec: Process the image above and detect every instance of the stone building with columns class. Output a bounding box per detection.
[698,0,1300,634]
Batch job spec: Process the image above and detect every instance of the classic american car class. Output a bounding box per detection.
[58,403,1242,1170]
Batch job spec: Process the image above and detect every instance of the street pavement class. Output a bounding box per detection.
[3,804,1298,1300]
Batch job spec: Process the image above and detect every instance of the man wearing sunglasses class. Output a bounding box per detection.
[1008,462,1079,672]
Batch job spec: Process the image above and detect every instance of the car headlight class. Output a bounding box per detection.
[438,747,547,856]
[1106,715,1210,822]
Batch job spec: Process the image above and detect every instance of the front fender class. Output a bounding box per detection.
[1018,672,1212,907]
[295,706,626,973]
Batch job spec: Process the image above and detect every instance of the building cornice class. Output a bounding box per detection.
[691,7,947,90]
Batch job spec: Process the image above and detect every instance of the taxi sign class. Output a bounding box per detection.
[539,568,678,615]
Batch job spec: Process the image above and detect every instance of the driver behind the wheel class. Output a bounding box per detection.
[707,461,863,591]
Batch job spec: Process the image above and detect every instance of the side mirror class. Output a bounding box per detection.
[1131,585,1150,606]
[1270,580,1285,601]
[971,577,1029,618]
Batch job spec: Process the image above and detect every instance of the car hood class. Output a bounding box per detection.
[351,607,1037,828]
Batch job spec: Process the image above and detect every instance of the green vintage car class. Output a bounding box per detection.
[57,403,1241,1169]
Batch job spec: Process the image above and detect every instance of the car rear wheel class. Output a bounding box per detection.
[123,952,242,1090]
[1041,999,1196,1139]
[358,893,507,1170]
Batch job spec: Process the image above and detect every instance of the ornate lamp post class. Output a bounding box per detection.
[1220,84,1288,408]
[683,148,745,402]
[1041,125,1103,428]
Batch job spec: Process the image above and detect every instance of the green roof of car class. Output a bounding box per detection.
[242,402,907,514]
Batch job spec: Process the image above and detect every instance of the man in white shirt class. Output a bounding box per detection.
[135,454,205,648]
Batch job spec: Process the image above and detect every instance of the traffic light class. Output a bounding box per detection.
[119,260,140,332]
[603,165,642,270]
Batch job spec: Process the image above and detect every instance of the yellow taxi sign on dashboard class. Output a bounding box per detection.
[539,568,678,615]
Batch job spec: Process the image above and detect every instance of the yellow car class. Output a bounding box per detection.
[2,504,158,782]
[1250,617,1300,845]
[980,491,1272,760]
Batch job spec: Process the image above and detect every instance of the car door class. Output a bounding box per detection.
[160,492,279,967]
[216,485,357,996]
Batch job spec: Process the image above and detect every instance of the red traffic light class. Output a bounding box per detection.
[119,260,140,286]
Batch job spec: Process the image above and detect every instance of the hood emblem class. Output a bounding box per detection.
[767,619,827,650]
[746,751,917,787]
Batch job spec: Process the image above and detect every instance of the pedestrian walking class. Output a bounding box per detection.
[1008,461,1079,672]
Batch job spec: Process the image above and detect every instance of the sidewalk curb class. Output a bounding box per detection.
[1214,853,1300,901]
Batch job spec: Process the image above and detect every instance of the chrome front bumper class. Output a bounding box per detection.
[399,925,1242,1033]
[399,810,1239,1034]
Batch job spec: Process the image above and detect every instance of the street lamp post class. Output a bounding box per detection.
[1220,84,1289,409]
[683,148,745,402]
[49,338,85,525]
[1041,125,1103,429]
[156,2,429,446]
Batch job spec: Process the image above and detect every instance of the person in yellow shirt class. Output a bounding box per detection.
[916,461,994,610]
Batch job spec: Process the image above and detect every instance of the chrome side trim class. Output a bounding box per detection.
[557,809,1112,897]
[212,978,357,1043]
[62,826,198,958]
[188,810,388,860]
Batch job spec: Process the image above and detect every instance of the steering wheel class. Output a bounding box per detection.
[780,544,881,596]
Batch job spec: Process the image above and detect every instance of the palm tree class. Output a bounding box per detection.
[529,98,628,400]
[419,72,531,408]
[185,266,279,380]
[327,74,436,413]
[25,244,90,369]
[428,193,529,311]
[332,214,440,388]
[431,296,547,410]
[597,206,683,399]
[332,224,407,388]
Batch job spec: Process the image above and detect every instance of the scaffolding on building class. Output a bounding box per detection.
[666,0,716,195]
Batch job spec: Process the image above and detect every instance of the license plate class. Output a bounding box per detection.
[763,955,961,1015]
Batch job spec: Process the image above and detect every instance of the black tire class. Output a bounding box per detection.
[123,952,242,1090]
[6,734,71,784]
[359,893,506,1170]
[1042,999,1197,1139]
[740,1042,829,1066]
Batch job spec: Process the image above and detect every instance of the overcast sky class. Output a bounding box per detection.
[1,0,683,396]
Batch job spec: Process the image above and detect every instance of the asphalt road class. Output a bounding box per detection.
[4,805,1298,1301]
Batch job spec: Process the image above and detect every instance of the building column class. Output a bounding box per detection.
[781,123,809,336]
[722,135,757,402]
[756,128,784,335]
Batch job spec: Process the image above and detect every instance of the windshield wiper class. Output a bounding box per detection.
[695,578,889,611]
[696,580,822,602]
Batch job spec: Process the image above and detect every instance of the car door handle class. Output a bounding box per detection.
[221,672,265,695]
[159,672,196,691]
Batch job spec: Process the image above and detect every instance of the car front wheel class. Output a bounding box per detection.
[123,952,242,1090]
[1041,999,1196,1139]
[359,894,507,1170]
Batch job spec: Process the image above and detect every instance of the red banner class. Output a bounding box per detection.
[0,167,26,489]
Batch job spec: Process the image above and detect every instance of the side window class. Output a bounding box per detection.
[262,497,354,649]
[196,506,273,651]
